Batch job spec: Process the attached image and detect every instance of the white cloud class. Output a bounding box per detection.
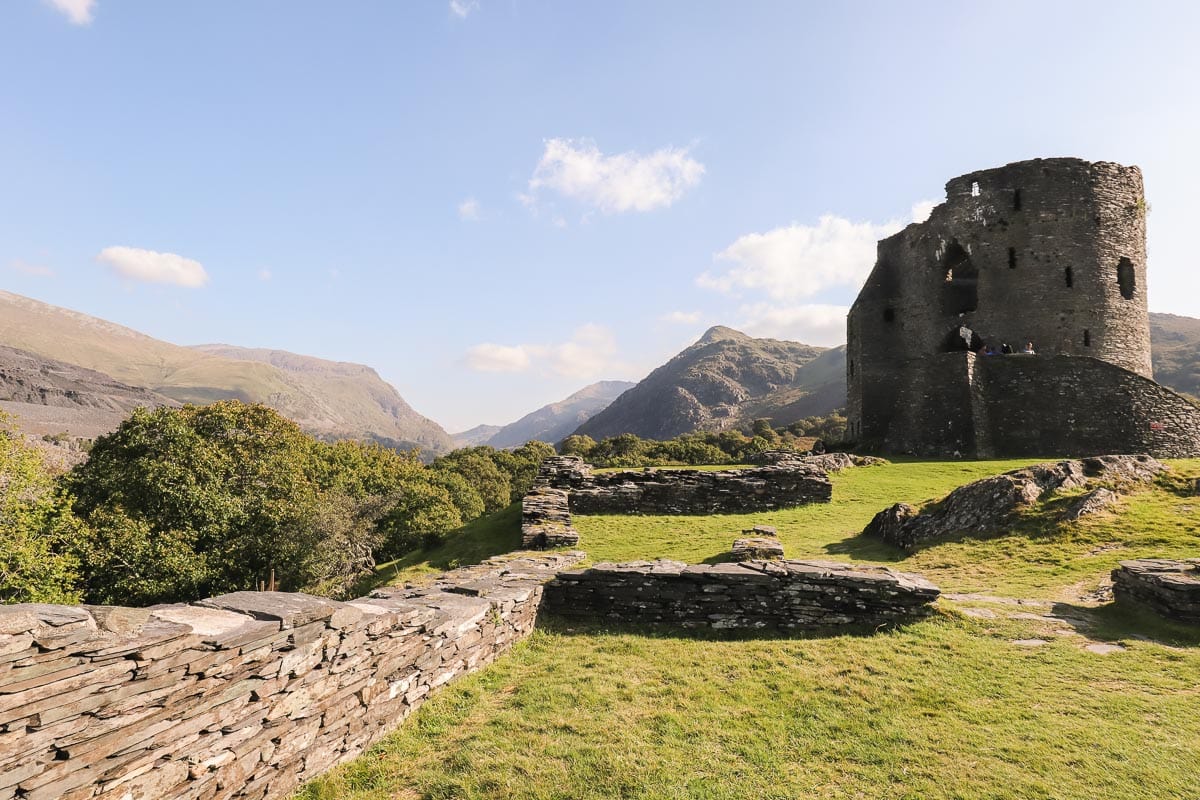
[458,197,480,221]
[97,246,208,288]
[736,303,849,347]
[9,259,55,278]
[527,138,704,214]
[464,343,532,373]
[449,0,478,18]
[464,324,627,379]
[660,310,702,324]
[910,199,939,224]
[699,215,900,301]
[258,269,272,282]
[46,0,95,25]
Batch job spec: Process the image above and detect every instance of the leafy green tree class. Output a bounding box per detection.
[69,402,328,602]
[378,478,464,557]
[0,414,83,604]
[432,448,512,513]
[493,440,556,501]
[559,434,596,458]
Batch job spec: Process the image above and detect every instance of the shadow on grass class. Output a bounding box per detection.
[534,609,937,643]
[1050,600,1200,648]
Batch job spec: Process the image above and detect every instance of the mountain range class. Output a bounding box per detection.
[574,326,845,441]
[453,380,636,449]
[0,291,452,454]
[2,290,1197,453]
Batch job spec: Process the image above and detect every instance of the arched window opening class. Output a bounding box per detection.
[1065,266,1074,288]
[940,240,978,315]
[1008,247,1017,269]
[1117,257,1136,300]
[1083,329,1091,347]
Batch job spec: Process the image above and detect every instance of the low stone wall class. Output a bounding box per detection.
[1112,559,1200,624]
[542,559,939,631]
[520,487,579,548]
[568,465,832,515]
[0,552,582,800]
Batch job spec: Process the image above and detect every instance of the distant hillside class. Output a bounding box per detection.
[452,424,504,448]
[574,326,839,440]
[1150,312,1200,400]
[0,291,453,455]
[0,343,178,438]
[485,380,635,448]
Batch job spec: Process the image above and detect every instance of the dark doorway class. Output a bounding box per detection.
[940,240,979,315]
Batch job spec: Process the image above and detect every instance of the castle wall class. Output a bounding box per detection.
[0,553,580,800]
[847,158,1174,455]
[976,355,1200,458]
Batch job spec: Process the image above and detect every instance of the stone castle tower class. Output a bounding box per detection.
[846,157,1200,458]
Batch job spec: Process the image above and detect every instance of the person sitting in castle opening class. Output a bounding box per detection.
[1001,342,1014,355]
[1023,341,1036,354]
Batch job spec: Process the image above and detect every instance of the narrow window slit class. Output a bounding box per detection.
[1065,266,1074,288]
[1008,247,1017,269]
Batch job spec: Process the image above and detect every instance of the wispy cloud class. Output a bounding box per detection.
[449,0,478,18]
[698,201,937,302]
[660,310,702,324]
[9,259,56,278]
[258,269,273,282]
[525,138,704,215]
[465,324,628,379]
[46,0,95,25]
[458,197,481,221]
[97,246,208,288]
[735,303,849,347]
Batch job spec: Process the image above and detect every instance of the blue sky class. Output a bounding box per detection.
[3,1,1199,431]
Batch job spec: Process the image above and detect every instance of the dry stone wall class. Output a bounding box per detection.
[568,466,831,515]
[520,487,578,548]
[1112,559,1200,624]
[0,552,581,800]
[542,559,939,631]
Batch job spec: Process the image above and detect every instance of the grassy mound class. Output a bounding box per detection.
[300,458,1200,800]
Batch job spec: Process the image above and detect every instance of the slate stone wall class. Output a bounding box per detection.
[566,465,832,515]
[869,351,1200,457]
[0,552,581,800]
[542,559,939,631]
[1112,559,1200,624]
[845,157,1195,456]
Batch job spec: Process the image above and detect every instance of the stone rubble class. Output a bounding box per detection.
[1064,487,1120,521]
[862,455,1167,549]
[1112,558,1200,624]
[542,558,939,631]
[730,537,784,561]
[0,551,582,800]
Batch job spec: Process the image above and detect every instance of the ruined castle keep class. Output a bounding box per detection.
[847,157,1200,458]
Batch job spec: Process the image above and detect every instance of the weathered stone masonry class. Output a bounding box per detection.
[846,157,1200,458]
[0,552,581,800]
[543,559,940,631]
[532,456,833,516]
[1112,559,1200,624]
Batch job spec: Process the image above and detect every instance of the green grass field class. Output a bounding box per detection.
[301,458,1200,800]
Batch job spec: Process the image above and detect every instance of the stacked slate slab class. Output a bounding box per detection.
[520,487,579,548]
[0,551,582,800]
[567,464,832,515]
[543,559,939,631]
[731,525,784,561]
[1112,559,1200,624]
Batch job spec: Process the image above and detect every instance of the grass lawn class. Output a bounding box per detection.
[300,458,1200,800]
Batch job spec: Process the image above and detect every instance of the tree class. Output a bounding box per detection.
[68,402,328,602]
[0,414,83,604]
[559,434,596,458]
[432,448,512,513]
